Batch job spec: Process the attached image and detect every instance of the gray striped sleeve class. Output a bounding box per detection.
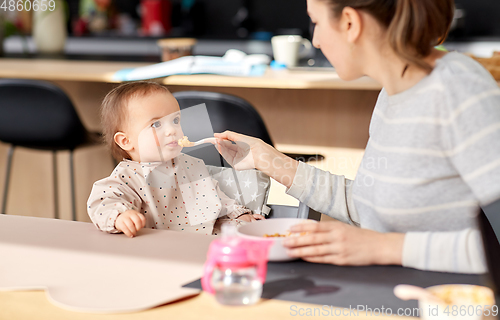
[286,161,359,225]
[402,229,487,273]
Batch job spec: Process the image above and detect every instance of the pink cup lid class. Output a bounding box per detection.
[207,237,269,269]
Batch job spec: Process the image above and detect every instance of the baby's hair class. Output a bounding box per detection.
[319,0,454,72]
[100,81,170,161]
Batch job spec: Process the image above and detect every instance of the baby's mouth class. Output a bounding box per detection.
[166,141,179,147]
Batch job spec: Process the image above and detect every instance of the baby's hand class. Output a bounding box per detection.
[115,210,146,238]
[237,213,265,222]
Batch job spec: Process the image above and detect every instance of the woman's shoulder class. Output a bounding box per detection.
[436,52,499,91]
[432,52,500,112]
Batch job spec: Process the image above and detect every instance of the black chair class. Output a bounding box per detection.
[0,79,97,220]
[266,203,321,220]
[173,90,320,221]
[478,198,500,309]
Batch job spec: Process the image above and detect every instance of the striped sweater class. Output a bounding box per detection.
[287,52,500,274]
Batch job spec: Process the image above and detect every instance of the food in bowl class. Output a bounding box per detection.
[427,284,495,306]
[237,218,317,262]
[420,285,496,320]
[263,231,308,238]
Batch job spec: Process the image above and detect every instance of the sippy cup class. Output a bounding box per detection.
[202,224,272,306]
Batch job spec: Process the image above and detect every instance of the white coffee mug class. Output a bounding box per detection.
[271,35,313,67]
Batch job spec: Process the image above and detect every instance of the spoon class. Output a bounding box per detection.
[394,284,445,304]
[178,137,217,147]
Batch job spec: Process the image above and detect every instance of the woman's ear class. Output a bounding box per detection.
[114,132,133,152]
[341,7,362,44]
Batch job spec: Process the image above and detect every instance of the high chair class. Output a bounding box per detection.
[173,90,321,221]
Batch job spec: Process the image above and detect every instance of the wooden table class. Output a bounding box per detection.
[0,214,403,320]
[0,290,405,320]
[1,289,415,320]
[0,214,487,320]
[0,214,405,320]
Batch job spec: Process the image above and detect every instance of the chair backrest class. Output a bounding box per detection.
[479,198,500,303]
[0,79,87,150]
[173,91,274,146]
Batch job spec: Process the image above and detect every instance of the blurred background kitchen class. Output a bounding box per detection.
[3,0,500,61]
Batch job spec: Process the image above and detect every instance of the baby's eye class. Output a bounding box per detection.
[173,117,180,125]
[151,120,162,129]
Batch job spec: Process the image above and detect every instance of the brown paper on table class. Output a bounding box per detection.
[0,215,213,313]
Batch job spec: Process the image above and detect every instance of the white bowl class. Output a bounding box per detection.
[419,284,496,320]
[236,218,317,262]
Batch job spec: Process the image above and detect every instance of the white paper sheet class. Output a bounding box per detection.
[0,215,213,313]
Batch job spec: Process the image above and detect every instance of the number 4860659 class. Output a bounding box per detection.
[0,0,56,11]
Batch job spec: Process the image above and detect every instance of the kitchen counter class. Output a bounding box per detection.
[0,58,382,90]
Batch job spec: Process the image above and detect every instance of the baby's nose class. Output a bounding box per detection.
[164,125,176,136]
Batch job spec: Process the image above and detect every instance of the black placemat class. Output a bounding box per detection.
[184,261,487,312]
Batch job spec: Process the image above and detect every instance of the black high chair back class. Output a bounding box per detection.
[0,79,94,220]
[174,90,273,146]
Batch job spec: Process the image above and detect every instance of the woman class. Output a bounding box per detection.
[215,0,500,274]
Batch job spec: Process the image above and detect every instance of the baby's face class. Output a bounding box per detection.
[124,91,184,162]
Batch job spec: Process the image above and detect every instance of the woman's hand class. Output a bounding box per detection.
[213,131,299,188]
[115,210,146,238]
[213,131,264,170]
[282,221,404,266]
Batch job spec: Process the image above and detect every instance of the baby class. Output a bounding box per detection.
[87,81,263,237]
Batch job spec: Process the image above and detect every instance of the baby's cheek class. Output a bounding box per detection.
[137,130,160,161]
[139,144,161,162]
